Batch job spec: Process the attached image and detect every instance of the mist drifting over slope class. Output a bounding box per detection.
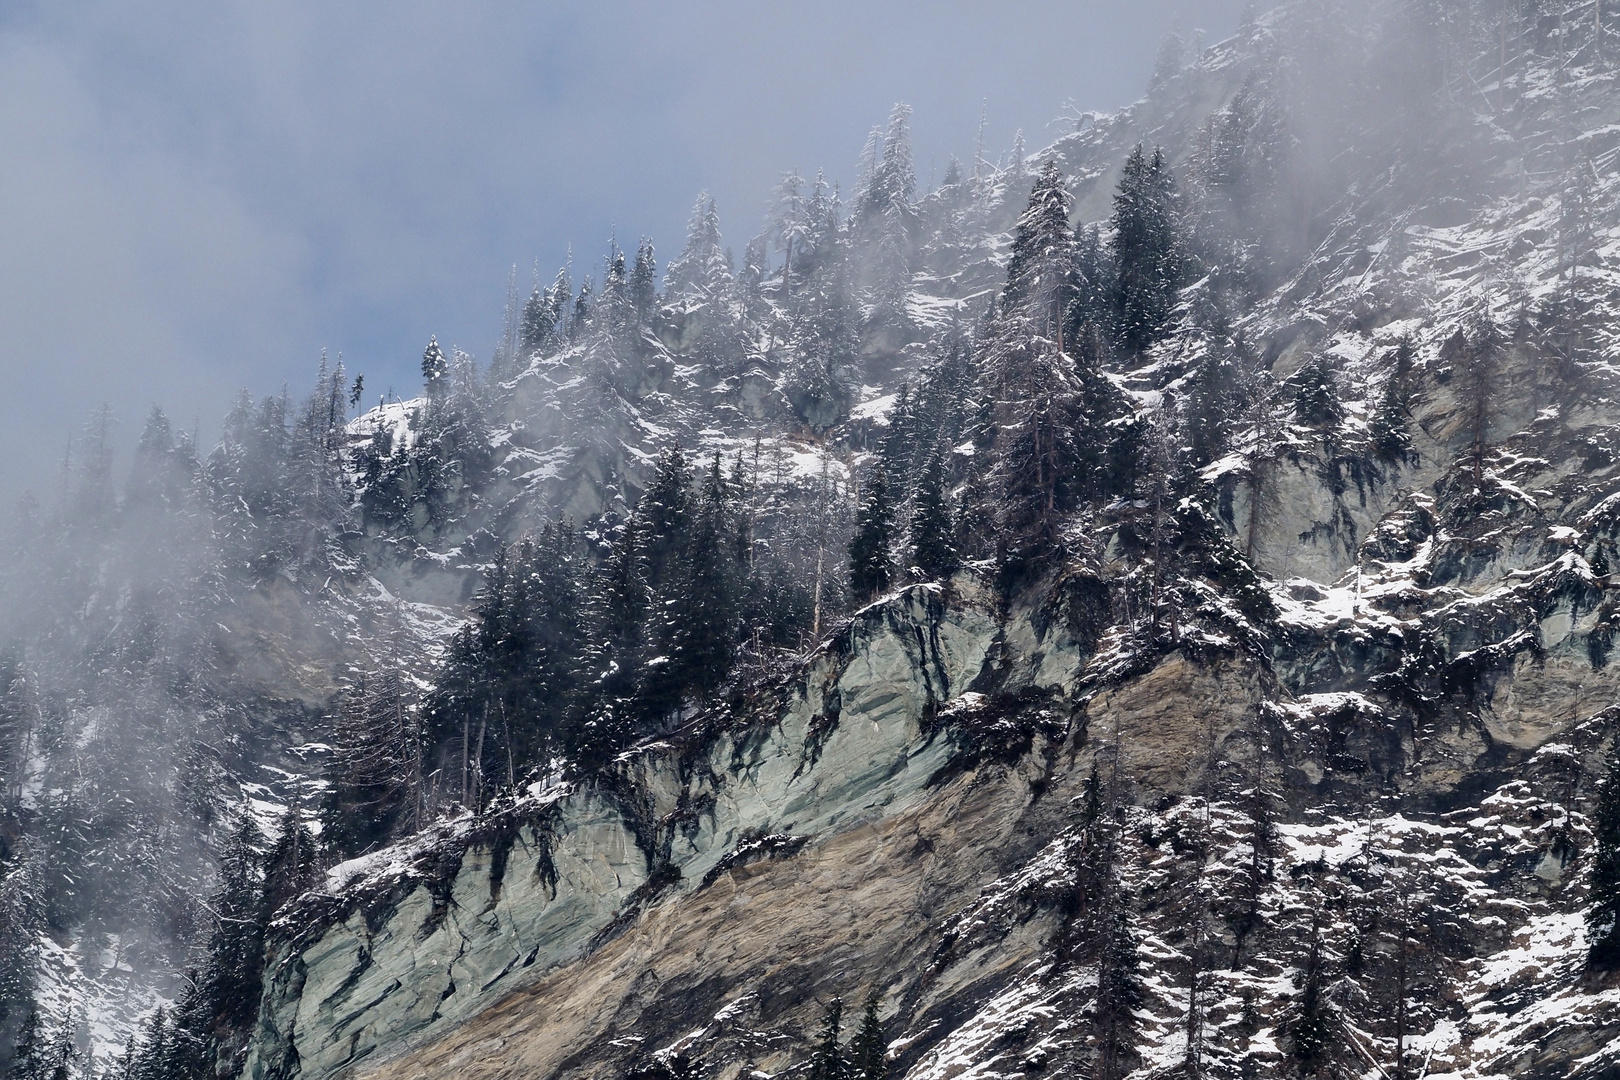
[10,3,1620,1079]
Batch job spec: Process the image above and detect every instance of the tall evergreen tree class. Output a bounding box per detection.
[427,525,591,796]
[1001,160,1076,335]
[978,162,1127,567]
[1112,146,1182,353]
[1291,352,1343,430]
[639,445,692,592]
[1290,915,1334,1067]
[848,465,896,600]
[847,991,887,1080]
[807,997,846,1080]
[644,457,738,716]
[1370,369,1414,460]
[629,239,658,322]
[664,195,732,305]
[908,452,955,582]
[201,812,267,1039]
[421,337,450,402]
[8,1010,45,1080]
[264,798,319,916]
[1588,738,1620,968]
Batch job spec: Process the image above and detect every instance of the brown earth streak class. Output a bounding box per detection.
[363,766,1024,1080]
[360,652,1267,1080]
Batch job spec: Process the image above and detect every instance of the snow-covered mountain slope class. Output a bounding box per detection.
[225,5,1620,1080]
[20,2,1620,1078]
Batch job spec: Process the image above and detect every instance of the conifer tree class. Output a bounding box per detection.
[807,997,846,1080]
[596,516,650,706]
[263,798,318,916]
[129,1007,169,1080]
[1185,340,1240,468]
[1112,146,1182,353]
[847,991,887,1080]
[1290,915,1334,1067]
[519,286,551,358]
[203,812,267,1035]
[44,1021,73,1080]
[848,465,896,600]
[1370,369,1414,461]
[1291,352,1343,430]
[1587,738,1620,968]
[979,162,1092,566]
[653,457,739,706]
[1090,797,1141,1080]
[665,195,732,305]
[629,239,658,322]
[877,385,917,484]
[639,445,692,592]
[570,279,594,340]
[0,850,39,1042]
[9,1010,44,1080]
[421,337,449,402]
[324,671,419,857]
[598,243,636,347]
[1001,160,1076,333]
[908,453,955,582]
[857,103,916,232]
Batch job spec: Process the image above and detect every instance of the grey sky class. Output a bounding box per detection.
[0,1,1251,498]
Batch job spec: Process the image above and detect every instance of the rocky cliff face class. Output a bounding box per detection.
[245,408,1620,1080]
[246,584,1015,1079]
[234,5,1620,1080]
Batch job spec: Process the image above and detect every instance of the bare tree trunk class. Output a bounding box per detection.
[472,705,489,815]
[1393,916,1409,1080]
[811,452,830,641]
[1245,457,1265,560]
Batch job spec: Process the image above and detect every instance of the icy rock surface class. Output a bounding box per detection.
[245,585,1003,1080]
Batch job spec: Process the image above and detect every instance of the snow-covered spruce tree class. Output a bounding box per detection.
[848,464,897,601]
[1370,337,1417,461]
[1587,738,1620,969]
[518,283,552,360]
[638,444,692,594]
[421,336,450,403]
[0,651,32,807]
[648,456,741,714]
[907,452,955,582]
[323,670,421,857]
[1184,335,1243,469]
[7,1010,45,1080]
[263,798,318,918]
[356,340,491,546]
[786,206,859,430]
[591,515,650,725]
[0,849,40,1056]
[665,194,733,307]
[1068,222,1115,337]
[1091,781,1142,1080]
[847,991,887,1080]
[877,384,918,486]
[1111,145,1182,354]
[978,160,1124,571]
[1290,351,1343,431]
[629,238,658,323]
[807,997,846,1080]
[425,525,590,802]
[1288,915,1336,1070]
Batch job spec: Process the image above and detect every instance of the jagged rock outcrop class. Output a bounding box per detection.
[205,4,1620,1079]
[246,584,1014,1080]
